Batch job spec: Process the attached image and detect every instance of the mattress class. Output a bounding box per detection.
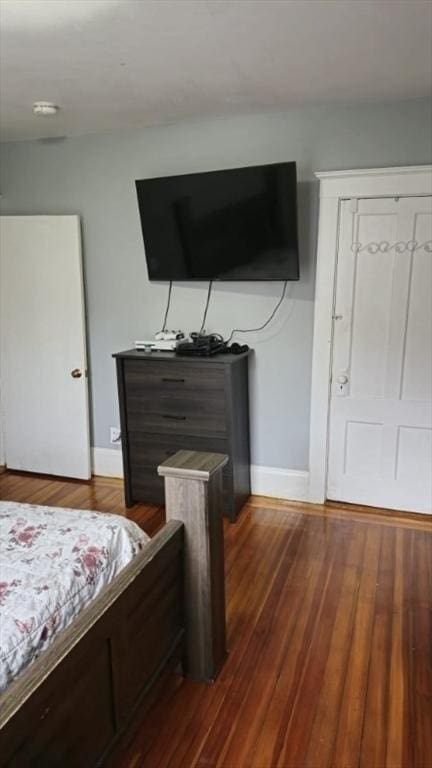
[0,501,150,691]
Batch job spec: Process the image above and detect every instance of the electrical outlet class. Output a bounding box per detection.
[110,427,121,444]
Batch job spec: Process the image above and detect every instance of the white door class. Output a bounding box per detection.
[0,215,90,479]
[327,196,432,514]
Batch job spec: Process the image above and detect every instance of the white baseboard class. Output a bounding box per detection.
[92,447,309,502]
[251,464,309,501]
[92,447,123,478]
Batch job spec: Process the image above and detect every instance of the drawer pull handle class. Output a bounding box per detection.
[162,377,185,383]
[163,414,186,420]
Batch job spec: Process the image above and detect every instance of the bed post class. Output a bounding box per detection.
[158,450,228,683]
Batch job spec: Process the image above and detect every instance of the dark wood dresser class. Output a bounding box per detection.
[113,349,251,521]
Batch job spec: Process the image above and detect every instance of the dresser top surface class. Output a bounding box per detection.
[113,349,251,364]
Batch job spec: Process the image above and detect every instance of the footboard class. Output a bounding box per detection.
[0,521,184,767]
[0,450,228,767]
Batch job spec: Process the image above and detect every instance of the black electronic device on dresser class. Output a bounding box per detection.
[113,349,251,521]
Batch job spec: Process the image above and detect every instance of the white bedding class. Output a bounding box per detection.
[0,501,150,691]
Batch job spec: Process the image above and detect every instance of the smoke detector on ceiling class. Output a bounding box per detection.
[32,102,59,116]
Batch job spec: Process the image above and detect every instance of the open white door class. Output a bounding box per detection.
[0,215,90,479]
[327,196,432,514]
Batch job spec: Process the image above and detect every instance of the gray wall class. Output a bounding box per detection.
[1,99,431,470]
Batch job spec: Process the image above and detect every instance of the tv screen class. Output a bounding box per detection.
[135,161,299,281]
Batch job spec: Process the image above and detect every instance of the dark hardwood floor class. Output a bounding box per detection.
[1,470,431,768]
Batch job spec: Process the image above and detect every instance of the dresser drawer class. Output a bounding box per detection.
[130,470,232,510]
[124,360,225,399]
[129,432,229,467]
[124,359,227,437]
[130,467,165,505]
[129,433,231,507]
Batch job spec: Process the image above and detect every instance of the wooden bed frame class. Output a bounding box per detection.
[0,451,228,767]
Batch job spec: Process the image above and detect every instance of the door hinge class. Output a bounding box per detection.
[349,198,358,214]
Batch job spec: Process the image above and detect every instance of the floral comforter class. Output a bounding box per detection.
[0,501,150,692]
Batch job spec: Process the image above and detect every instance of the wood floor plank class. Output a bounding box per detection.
[304,525,367,768]
[413,531,432,765]
[330,526,382,768]
[195,513,308,768]
[249,518,351,768]
[386,530,407,768]
[1,470,430,768]
[359,526,395,768]
[218,517,320,768]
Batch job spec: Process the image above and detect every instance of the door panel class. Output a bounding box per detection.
[350,206,398,399]
[327,197,432,513]
[0,216,90,479]
[401,213,432,401]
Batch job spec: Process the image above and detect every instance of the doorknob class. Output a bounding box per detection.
[71,368,82,379]
[337,375,348,384]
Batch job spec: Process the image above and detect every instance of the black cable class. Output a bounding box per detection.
[226,280,288,343]
[199,280,213,334]
[159,280,173,332]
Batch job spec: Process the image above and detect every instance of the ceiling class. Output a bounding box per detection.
[1,0,431,142]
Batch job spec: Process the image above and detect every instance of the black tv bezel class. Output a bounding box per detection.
[135,161,300,282]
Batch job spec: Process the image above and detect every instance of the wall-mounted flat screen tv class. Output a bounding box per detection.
[135,161,299,281]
